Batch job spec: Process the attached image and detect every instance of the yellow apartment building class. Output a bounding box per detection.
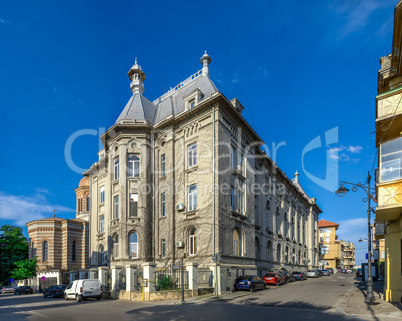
[319,220,341,270]
[375,0,402,303]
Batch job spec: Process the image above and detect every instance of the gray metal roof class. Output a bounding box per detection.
[115,74,218,125]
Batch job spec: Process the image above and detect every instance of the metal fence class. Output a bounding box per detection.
[154,264,188,291]
[197,268,213,288]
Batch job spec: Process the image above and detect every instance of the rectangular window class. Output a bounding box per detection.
[380,137,402,182]
[188,184,197,211]
[113,196,119,219]
[321,246,329,255]
[189,234,196,255]
[114,157,119,180]
[161,239,166,258]
[231,147,236,170]
[161,154,166,177]
[230,186,236,211]
[325,236,330,243]
[100,186,105,203]
[237,152,243,172]
[161,192,166,217]
[320,236,324,243]
[129,194,138,217]
[188,143,197,167]
[189,99,195,109]
[238,190,243,214]
[99,215,104,233]
[128,155,140,178]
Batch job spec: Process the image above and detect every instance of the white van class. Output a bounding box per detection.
[64,279,102,302]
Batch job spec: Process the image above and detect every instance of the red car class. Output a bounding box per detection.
[262,272,285,286]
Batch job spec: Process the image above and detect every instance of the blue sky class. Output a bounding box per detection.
[0,0,396,265]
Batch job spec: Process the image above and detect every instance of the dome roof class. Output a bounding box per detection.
[79,176,90,187]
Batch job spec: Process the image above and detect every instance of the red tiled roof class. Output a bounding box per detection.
[318,219,339,229]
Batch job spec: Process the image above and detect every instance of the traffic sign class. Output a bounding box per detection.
[10,278,14,283]
[40,276,46,281]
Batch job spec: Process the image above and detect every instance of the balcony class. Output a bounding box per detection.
[374,221,386,240]
[376,181,402,221]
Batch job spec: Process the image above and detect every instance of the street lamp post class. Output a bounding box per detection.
[335,171,376,303]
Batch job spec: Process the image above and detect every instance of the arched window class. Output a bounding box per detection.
[267,241,272,260]
[276,207,280,232]
[189,228,197,255]
[78,198,82,212]
[255,237,260,260]
[72,240,77,261]
[99,244,104,265]
[86,197,90,211]
[285,246,289,263]
[277,243,281,262]
[292,248,296,264]
[129,233,138,259]
[265,200,270,228]
[298,250,301,265]
[42,241,48,262]
[233,229,242,256]
[113,234,119,258]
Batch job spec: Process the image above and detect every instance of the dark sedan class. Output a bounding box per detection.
[282,272,295,283]
[292,271,307,281]
[356,268,362,277]
[43,285,67,298]
[14,286,33,295]
[234,275,266,292]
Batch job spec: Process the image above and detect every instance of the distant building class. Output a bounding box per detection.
[318,219,340,270]
[340,240,355,270]
[26,177,90,290]
[375,0,402,303]
[84,52,322,282]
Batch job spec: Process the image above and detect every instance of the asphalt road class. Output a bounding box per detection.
[0,274,386,321]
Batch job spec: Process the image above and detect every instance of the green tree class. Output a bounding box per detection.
[12,258,37,280]
[0,225,29,285]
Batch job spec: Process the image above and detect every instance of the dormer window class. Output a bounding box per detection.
[189,99,195,109]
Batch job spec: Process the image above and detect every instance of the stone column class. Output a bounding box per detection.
[89,268,98,279]
[111,265,122,291]
[125,264,138,292]
[98,266,109,291]
[210,263,221,295]
[79,269,88,280]
[185,263,198,290]
[69,270,78,282]
[142,262,156,293]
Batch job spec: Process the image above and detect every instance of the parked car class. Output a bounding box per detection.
[356,268,362,277]
[64,279,102,301]
[341,269,347,274]
[282,271,295,283]
[327,268,334,275]
[262,272,285,286]
[234,275,266,292]
[317,269,323,277]
[321,269,330,276]
[0,286,14,294]
[307,270,319,278]
[14,286,33,295]
[347,269,352,274]
[292,271,307,281]
[43,285,67,298]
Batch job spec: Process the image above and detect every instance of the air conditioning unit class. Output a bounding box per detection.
[176,241,185,249]
[176,203,185,211]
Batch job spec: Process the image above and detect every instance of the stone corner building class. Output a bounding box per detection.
[26,177,90,290]
[85,52,322,278]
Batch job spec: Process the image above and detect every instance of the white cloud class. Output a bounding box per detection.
[232,73,239,83]
[34,188,52,195]
[347,145,363,154]
[0,191,75,226]
[328,145,363,163]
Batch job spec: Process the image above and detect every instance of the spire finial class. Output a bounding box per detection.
[294,171,299,183]
[128,58,146,94]
[200,51,211,77]
[135,57,137,64]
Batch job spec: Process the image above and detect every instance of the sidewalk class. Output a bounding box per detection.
[343,280,402,319]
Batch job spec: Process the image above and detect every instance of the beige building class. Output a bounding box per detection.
[26,177,90,290]
[340,240,355,270]
[375,0,402,303]
[84,53,322,279]
[318,219,340,270]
